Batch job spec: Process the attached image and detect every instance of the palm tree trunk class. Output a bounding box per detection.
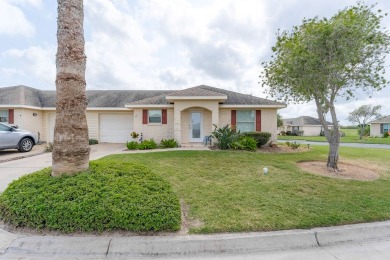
[52,0,90,176]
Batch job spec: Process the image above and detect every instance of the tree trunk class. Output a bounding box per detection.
[359,127,363,140]
[327,139,340,171]
[52,0,90,176]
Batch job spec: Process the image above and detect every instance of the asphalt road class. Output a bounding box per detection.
[278,140,390,149]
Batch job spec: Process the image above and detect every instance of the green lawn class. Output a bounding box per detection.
[278,128,390,144]
[101,146,390,234]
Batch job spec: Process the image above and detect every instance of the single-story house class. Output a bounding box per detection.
[0,85,286,145]
[370,115,390,137]
[280,116,333,136]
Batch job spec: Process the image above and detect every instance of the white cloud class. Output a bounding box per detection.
[0,1,35,37]
[3,45,56,86]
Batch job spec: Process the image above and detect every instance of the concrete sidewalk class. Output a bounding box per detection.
[1,221,390,258]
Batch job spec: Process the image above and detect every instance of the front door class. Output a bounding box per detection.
[190,111,202,142]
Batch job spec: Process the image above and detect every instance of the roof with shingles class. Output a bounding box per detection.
[283,116,332,126]
[0,85,285,107]
[370,115,390,124]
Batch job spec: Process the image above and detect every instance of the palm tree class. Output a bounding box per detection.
[52,0,90,176]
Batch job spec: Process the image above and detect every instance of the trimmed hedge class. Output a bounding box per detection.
[243,132,272,147]
[0,161,181,233]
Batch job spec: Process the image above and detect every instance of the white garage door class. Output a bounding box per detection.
[99,113,132,143]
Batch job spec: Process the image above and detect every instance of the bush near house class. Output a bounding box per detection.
[211,124,240,150]
[126,141,139,150]
[0,161,181,233]
[160,138,178,148]
[89,139,99,145]
[139,139,158,150]
[243,132,272,148]
[231,136,257,151]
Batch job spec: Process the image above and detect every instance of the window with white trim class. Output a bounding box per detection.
[0,110,8,123]
[148,110,162,123]
[236,110,254,132]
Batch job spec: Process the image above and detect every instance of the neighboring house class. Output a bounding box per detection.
[369,115,390,137]
[0,85,286,145]
[280,116,333,136]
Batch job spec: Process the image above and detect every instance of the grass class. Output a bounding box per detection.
[0,161,181,233]
[101,146,390,233]
[278,128,390,144]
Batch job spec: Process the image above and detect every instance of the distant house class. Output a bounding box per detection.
[370,115,390,137]
[0,85,286,145]
[280,116,333,136]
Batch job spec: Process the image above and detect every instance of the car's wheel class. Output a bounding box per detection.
[18,138,34,152]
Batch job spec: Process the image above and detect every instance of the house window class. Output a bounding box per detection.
[236,110,255,132]
[381,124,389,134]
[292,126,299,132]
[0,110,8,123]
[148,110,162,123]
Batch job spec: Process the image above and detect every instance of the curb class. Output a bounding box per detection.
[1,221,390,258]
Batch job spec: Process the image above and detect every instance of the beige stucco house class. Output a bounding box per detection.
[280,116,333,136]
[0,85,286,145]
[370,115,390,137]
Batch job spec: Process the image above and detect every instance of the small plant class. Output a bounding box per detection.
[285,141,291,147]
[211,124,240,150]
[160,138,178,148]
[89,139,99,145]
[290,141,301,149]
[44,142,53,152]
[384,132,389,138]
[130,131,139,139]
[280,131,286,136]
[139,139,157,150]
[239,136,258,151]
[126,141,139,150]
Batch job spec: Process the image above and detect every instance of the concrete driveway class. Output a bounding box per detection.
[0,143,126,192]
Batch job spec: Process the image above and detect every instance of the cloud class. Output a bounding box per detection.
[3,45,56,87]
[0,1,35,37]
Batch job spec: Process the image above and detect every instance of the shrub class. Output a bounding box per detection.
[126,141,139,150]
[290,141,301,149]
[0,161,181,232]
[89,139,99,145]
[243,132,272,148]
[280,131,286,136]
[296,130,304,136]
[211,124,240,150]
[358,125,370,137]
[160,138,178,148]
[139,139,157,150]
[232,136,257,151]
[286,131,292,136]
[384,132,389,138]
[285,141,291,147]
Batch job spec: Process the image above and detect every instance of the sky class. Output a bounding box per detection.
[1,0,390,125]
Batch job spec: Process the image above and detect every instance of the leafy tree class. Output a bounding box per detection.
[347,105,382,139]
[277,113,283,128]
[52,0,90,176]
[261,3,390,171]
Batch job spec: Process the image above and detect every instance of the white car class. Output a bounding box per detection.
[0,123,38,152]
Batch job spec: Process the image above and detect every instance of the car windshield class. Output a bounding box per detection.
[0,123,11,131]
